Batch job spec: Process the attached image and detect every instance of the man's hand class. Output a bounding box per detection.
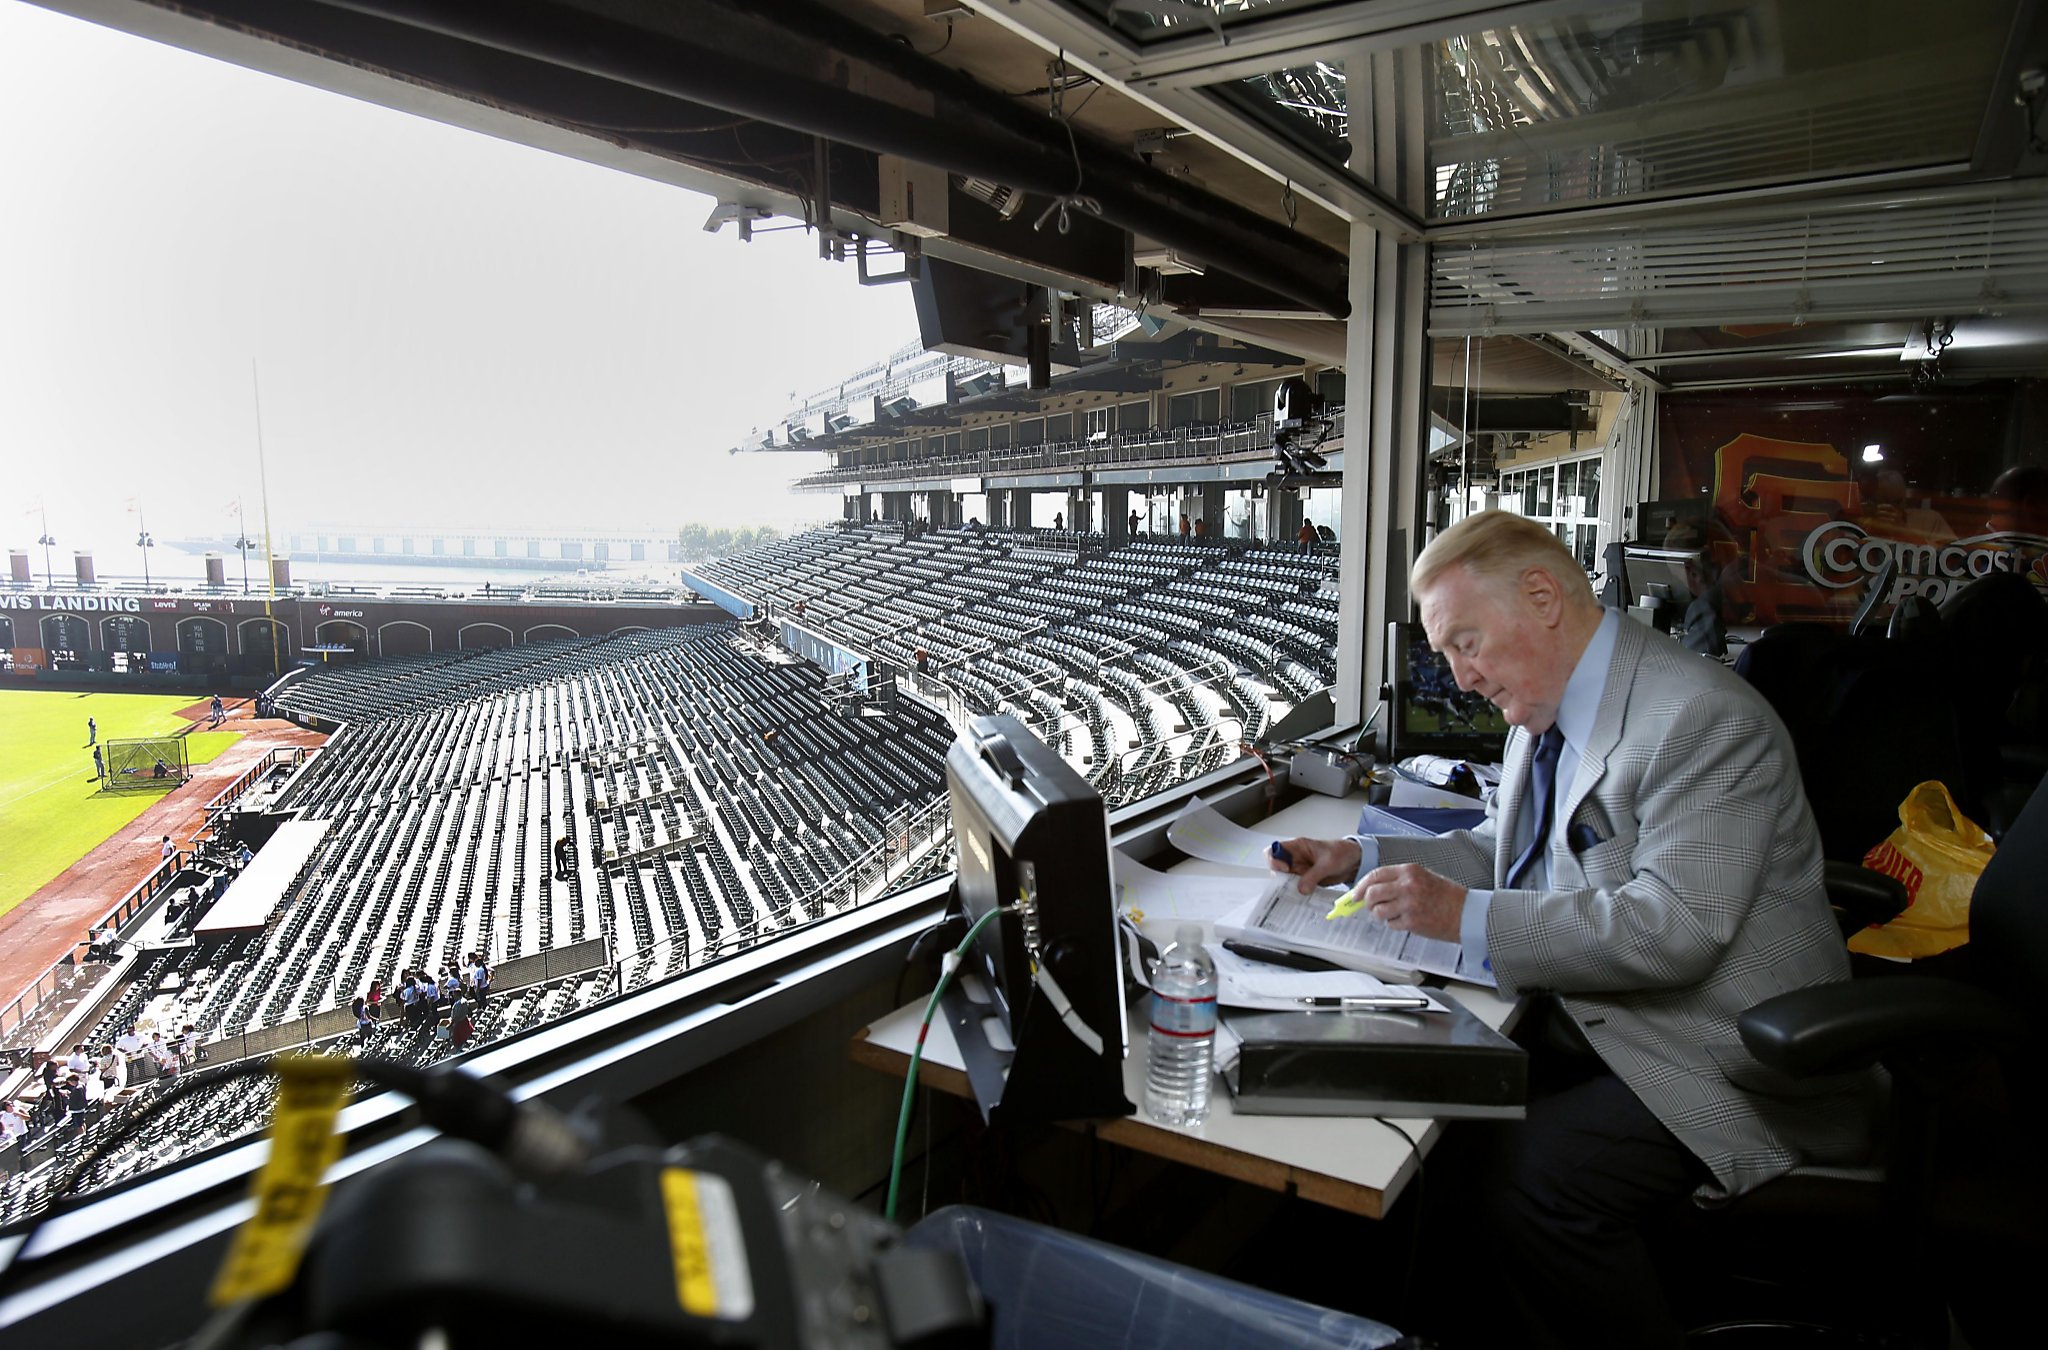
[1351,863,1467,942]
[1268,836,1362,895]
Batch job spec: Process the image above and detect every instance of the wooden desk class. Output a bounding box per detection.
[850,791,1517,1219]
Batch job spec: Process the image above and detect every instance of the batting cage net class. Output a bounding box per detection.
[100,735,190,790]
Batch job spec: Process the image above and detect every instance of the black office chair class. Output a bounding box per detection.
[1736,622,1975,867]
[1941,571,2048,835]
[1698,772,2048,1347]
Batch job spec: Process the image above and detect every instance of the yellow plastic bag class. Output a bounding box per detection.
[1848,781,1995,959]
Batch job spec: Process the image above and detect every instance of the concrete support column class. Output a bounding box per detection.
[1197,484,1226,540]
[1102,486,1132,541]
[1066,488,1092,533]
[1265,485,1306,544]
[882,491,914,521]
[842,495,863,522]
[1340,44,1431,736]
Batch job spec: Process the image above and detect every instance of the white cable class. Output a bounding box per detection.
[1031,963,1104,1056]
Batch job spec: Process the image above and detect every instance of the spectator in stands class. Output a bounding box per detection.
[467,954,491,1006]
[1053,511,1065,531]
[63,1073,88,1117]
[1179,514,1192,541]
[365,979,384,1021]
[64,1044,89,1077]
[235,842,254,870]
[114,1026,144,1069]
[914,647,930,677]
[399,972,422,1032]
[160,835,176,862]
[39,1057,60,1100]
[352,996,375,1043]
[440,968,461,1003]
[180,1023,202,1064]
[0,1101,26,1146]
[35,1082,65,1129]
[1298,520,1319,554]
[1129,508,1142,537]
[449,1004,474,1050]
[96,1045,120,1094]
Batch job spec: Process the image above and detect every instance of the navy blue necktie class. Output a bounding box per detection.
[1509,727,1566,888]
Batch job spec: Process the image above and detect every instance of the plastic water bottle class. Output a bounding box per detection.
[1144,924,1218,1127]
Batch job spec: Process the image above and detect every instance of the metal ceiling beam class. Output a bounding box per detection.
[1524,333,1662,394]
[959,0,1428,240]
[306,0,1351,316]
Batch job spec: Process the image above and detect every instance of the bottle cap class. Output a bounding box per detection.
[1175,923,1204,949]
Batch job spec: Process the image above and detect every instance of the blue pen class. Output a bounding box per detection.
[1268,840,1293,866]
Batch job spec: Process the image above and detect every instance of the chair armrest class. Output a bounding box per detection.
[1738,977,2016,1078]
[1823,860,1907,936]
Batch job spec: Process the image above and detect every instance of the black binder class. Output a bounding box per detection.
[1222,992,1527,1118]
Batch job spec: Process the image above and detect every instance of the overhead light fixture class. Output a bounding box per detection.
[955,176,1025,221]
[1862,444,1885,463]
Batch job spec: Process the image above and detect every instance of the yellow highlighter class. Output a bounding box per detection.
[1326,880,1368,920]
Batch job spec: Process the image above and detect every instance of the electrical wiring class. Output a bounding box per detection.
[884,903,1013,1222]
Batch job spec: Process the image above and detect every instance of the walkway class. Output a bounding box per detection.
[0,701,326,1010]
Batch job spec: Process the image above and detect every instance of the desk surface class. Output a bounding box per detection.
[850,790,1515,1219]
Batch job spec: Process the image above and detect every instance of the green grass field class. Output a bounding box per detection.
[0,690,239,919]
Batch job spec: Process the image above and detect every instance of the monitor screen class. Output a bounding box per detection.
[1387,621,1511,765]
[943,714,1131,1124]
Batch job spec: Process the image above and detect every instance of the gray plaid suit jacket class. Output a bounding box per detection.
[1375,617,1879,1199]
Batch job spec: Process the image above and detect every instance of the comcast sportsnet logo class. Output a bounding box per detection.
[1800,521,2041,606]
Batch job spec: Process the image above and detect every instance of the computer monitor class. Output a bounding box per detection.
[1617,544,1700,631]
[942,714,1133,1126]
[1385,621,1511,765]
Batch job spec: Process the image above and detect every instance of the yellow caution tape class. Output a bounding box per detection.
[661,1167,719,1317]
[660,1166,754,1319]
[208,1054,353,1307]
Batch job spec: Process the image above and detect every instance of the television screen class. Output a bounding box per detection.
[1387,621,1511,765]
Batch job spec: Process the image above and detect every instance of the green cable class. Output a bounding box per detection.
[884,904,1009,1223]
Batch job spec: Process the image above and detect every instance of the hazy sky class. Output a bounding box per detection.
[0,0,920,554]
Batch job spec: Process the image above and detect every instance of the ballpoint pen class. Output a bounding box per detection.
[1297,995,1431,1010]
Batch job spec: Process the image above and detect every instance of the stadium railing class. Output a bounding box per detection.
[198,746,312,837]
[0,853,184,1044]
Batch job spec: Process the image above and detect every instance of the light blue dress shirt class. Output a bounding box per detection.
[1353,608,1621,978]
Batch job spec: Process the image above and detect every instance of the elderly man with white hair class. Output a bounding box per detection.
[1273,510,1876,1349]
